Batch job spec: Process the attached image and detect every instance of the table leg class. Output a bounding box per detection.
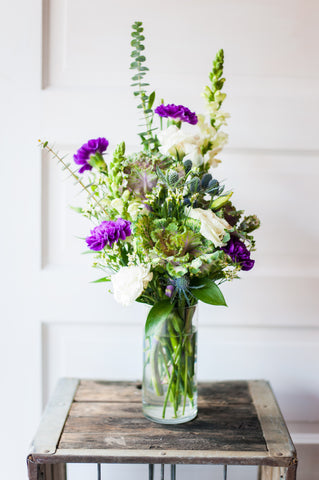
[41,464,67,480]
[27,460,67,480]
[171,464,176,480]
[149,464,154,480]
[258,465,297,480]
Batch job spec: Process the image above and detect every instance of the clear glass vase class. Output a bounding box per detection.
[142,304,198,424]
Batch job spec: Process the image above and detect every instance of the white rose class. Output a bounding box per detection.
[111,265,153,306]
[188,207,231,247]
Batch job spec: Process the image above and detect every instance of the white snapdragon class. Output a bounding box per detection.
[110,198,124,215]
[197,114,217,140]
[127,202,147,221]
[203,150,221,168]
[188,207,231,247]
[111,264,153,306]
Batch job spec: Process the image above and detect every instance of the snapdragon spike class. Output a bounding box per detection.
[155,104,198,125]
[74,137,109,173]
[222,236,255,271]
[86,219,131,251]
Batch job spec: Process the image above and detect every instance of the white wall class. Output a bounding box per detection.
[1,0,318,479]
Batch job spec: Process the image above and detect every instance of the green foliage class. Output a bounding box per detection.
[190,278,227,306]
[130,22,158,151]
[38,140,109,216]
[90,277,111,283]
[145,300,174,337]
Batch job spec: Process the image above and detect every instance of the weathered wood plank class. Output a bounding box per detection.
[30,378,79,455]
[74,381,142,402]
[74,380,253,405]
[249,381,296,459]
[58,431,267,451]
[27,462,67,480]
[68,401,260,419]
[258,465,292,479]
[28,379,297,470]
[33,448,292,466]
[59,380,267,454]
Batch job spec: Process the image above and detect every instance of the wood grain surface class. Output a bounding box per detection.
[58,381,267,452]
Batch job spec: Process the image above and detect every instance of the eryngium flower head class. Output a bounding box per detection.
[74,137,109,173]
[155,104,198,125]
[86,218,131,251]
[222,236,255,271]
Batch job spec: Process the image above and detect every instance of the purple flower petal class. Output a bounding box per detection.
[222,236,255,271]
[86,219,132,251]
[73,137,109,173]
[154,104,198,125]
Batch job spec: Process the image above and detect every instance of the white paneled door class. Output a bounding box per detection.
[1,0,319,479]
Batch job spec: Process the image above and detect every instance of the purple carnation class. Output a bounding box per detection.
[74,137,109,174]
[154,104,198,125]
[86,218,131,251]
[222,236,255,271]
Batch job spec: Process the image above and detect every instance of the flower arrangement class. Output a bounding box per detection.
[40,21,260,423]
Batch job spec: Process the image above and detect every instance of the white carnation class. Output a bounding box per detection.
[111,265,153,306]
[188,207,231,247]
[158,125,190,156]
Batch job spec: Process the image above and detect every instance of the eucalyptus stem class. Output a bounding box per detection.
[39,141,108,215]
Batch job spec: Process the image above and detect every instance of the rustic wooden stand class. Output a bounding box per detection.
[27,379,297,480]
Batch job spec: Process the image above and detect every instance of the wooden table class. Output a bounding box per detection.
[27,379,297,480]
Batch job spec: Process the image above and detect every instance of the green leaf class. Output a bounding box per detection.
[132,74,144,81]
[148,91,156,109]
[211,192,233,210]
[90,277,111,283]
[190,278,227,306]
[145,300,174,337]
[69,205,83,214]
